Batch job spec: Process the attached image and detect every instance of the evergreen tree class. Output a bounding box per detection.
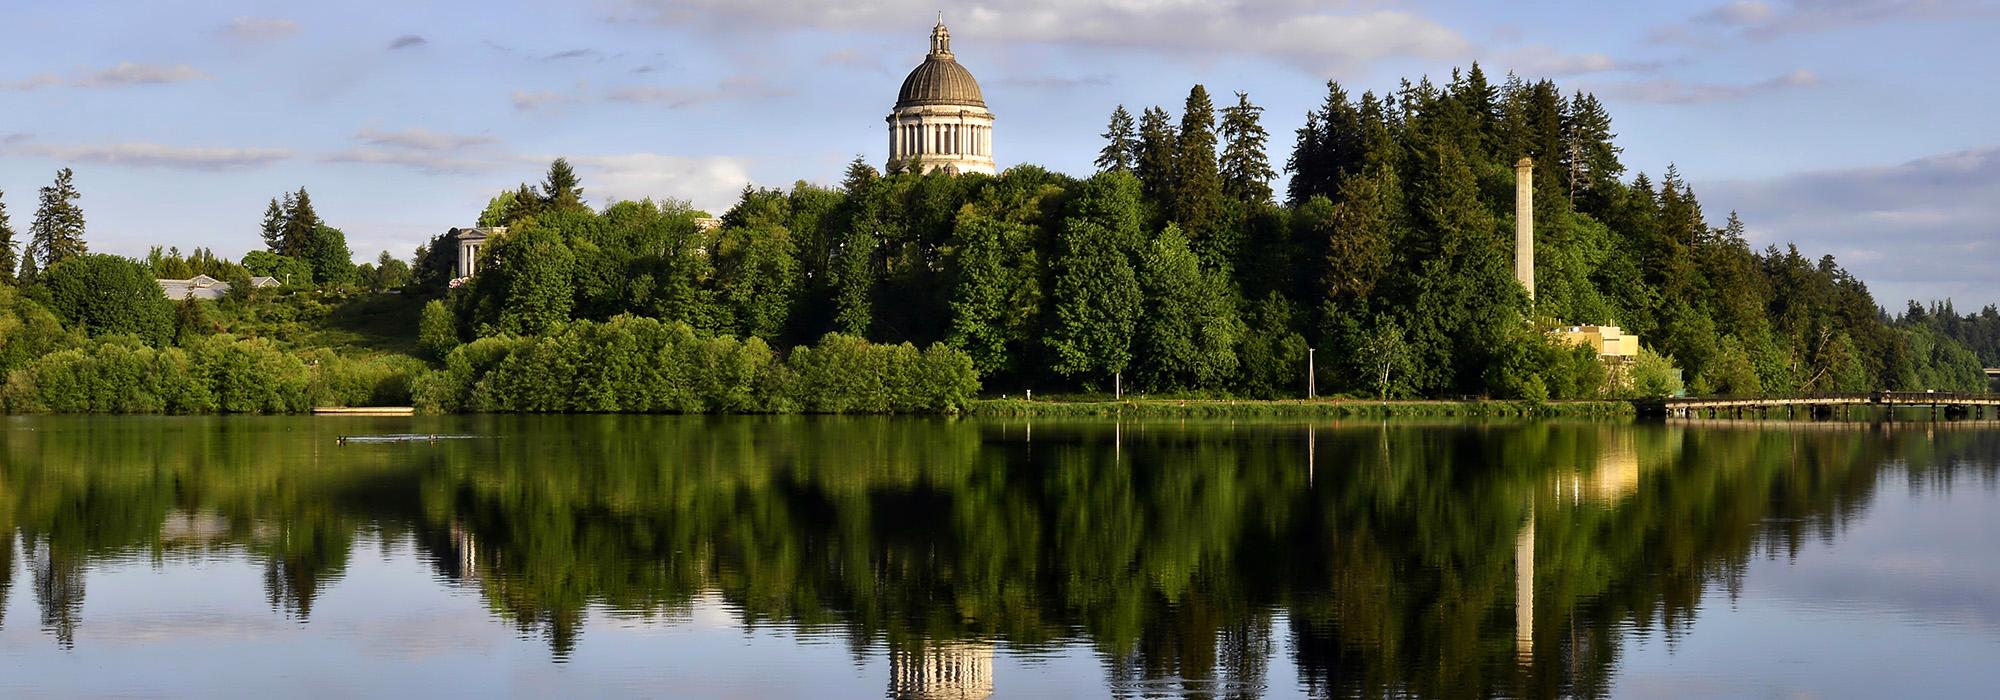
[28,168,87,268]
[541,158,585,209]
[1218,92,1275,204]
[1285,111,1324,206]
[1562,92,1623,213]
[1134,106,1178,209]
[0,189,15,285]
[279,188,320,258]
[1170,85,1225,249]
[260,198,285,252]
[504,182,546,224]
[1095,105,1138,173]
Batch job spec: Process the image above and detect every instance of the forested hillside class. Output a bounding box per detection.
[426,66,1986,399]
[0,65,1987,413]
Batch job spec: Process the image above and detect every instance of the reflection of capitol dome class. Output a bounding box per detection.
[889,641,994,700]
[886,17,996,175]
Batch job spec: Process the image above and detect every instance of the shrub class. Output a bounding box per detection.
[418,299,461,360]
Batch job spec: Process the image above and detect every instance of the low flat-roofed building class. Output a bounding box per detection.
[1557,325,1641,360]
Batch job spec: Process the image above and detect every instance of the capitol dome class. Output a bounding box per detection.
[885,17,996,175]
[896,53,985,108]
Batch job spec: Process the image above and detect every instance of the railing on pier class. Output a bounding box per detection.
[1640,390,2000,419]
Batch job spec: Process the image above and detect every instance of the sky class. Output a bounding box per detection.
[2,0,1996,308]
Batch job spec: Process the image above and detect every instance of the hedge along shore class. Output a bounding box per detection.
[966,398,1637,419]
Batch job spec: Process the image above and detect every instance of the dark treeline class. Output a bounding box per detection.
[419,67,1984,400]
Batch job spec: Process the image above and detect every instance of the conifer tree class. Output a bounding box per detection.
[1561,92,1623,212]
[1219,91,1275,204]
[1170,85,1224,246]
[0,189,15,285]
[1285,111,1324,206]
[541,158,585,209]
[1095,105,1138,173]
[28,168,86,268]
[280,188,320,258]
[260,198,285,253]
[1134,106,1178,209]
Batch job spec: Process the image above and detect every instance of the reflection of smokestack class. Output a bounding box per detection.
[1514,157,1535,301]
[1515,509,1534,661]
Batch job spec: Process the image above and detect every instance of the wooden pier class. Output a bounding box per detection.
[1643,391,2000,420]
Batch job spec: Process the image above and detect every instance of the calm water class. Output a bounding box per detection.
[1,416,1996,698]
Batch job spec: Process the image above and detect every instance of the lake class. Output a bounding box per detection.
[1,416,1996,698]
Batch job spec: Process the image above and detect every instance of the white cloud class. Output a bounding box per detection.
[322,149,498,175]
[325,129,505,174]
[0,74,61,91]
[553,153,754,214]
[356,128,499,152]
[1,140,290,171]
[1597,69,1817,104]
[614,0,1469,72]
[73,62,212,87]
[513,89,582,111]
[222,17,300,43]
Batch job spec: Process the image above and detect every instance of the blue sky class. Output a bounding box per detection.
[2,0,1996,307]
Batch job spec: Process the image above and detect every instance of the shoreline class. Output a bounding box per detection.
[964,398,1636,419]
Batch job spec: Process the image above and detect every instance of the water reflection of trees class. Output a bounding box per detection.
[0,417,1995,698]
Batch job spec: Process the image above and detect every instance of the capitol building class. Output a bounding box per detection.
[887,18,996,175]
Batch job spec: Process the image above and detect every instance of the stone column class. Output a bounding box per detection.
[1514,157,1535,302]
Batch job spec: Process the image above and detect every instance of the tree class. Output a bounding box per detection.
[1048,219,1140,386]
[260,198,285,252]
[278,188,320,257]
[1134,106,1178,208]
[28,168,87,268]
[1096,105,1138,173]
[1218,91,1275,204]
[1170,85,1225,246]
[482,223,576,335]
[41,254,173,346]
[946,210,1037,379]
[1361,318,1408,401]
[1135,224,1241,390]
[712,223,799,340]
[0,189,15,285]
[303,225,355,285]
[541,158,585,210]
[418,299,460,360]
[370,251,411,291]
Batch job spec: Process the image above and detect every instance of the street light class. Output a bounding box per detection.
[1307,347,1316,400]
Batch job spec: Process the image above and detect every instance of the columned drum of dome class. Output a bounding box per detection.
[886,18,996,176]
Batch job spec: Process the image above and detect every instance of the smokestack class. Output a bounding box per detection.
[1514,157,1535,302]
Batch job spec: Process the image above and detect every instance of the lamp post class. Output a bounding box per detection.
[1307,348,1316,400]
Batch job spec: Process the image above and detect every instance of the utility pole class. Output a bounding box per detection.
[1115,372,1122,400]
[1307,348,1316,400]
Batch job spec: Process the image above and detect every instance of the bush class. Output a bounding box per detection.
[304,350,426,407]
[0,284,80,375]
[0,335,311,413]
[413,319,979,414]
[41,254,174,345]
[1625,347,1686,399]
[418,299,461,360]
